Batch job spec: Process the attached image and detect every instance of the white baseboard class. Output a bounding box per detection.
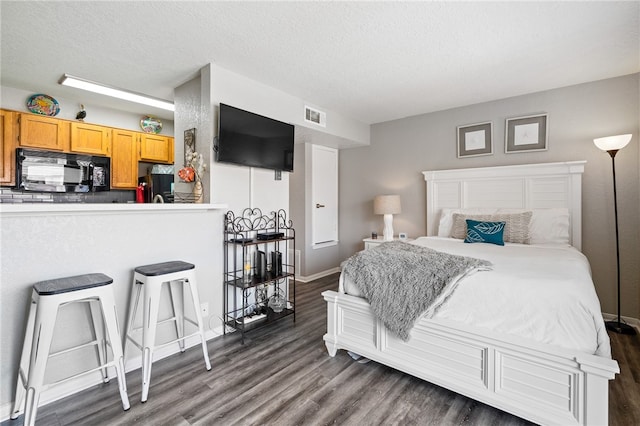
[296,267,341,283]
[1,326,224,422]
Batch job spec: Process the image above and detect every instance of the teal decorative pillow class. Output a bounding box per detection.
[464,219,506,246]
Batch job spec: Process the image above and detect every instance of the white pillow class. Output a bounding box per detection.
[529,208,571,245]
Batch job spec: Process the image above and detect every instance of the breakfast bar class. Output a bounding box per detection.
[0,203,226,419]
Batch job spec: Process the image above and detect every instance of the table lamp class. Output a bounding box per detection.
[374,195,401,241]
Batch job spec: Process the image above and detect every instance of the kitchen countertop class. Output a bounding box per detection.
[0,202,228,216]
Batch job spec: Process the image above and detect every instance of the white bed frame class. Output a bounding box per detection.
[323,161,619,425]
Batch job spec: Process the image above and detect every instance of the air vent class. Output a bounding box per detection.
[304,105,326,127]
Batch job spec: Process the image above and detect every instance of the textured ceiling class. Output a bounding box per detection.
[1,1,638,125]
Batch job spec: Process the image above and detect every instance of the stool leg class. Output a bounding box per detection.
[89,298,109,383]
[169,280,186,352]
[97,289,130,411]
[185,276,211,371]
[123,278,142,366]
[10,295,37,420]
[23,298,59,426]
[141,279,162,402]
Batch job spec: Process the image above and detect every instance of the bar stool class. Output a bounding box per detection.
[11,273,130,426]
[123,261,211,402]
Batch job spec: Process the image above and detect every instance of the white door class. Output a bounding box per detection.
[311,145,338,245]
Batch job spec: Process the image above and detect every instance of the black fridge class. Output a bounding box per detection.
[140,174,174,203]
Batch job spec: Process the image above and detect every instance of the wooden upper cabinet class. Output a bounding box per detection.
[70,122,111,156]
[139,134,174,164]
[111,129,139,189]
[1,110,17,185]
[7,111,175,190]
[19,113,69,150]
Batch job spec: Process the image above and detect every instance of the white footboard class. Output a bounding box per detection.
[323,290,619,426]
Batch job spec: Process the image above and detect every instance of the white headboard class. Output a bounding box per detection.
[422,161,586,250]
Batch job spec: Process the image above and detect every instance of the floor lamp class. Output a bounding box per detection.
[593,134,636,335]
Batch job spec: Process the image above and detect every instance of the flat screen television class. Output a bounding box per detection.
[216,103,295,172]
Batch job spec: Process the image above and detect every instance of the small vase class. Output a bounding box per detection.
[268,289,287,313]
[193,180,203,203]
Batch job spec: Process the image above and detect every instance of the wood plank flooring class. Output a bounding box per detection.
[6,273,639,426]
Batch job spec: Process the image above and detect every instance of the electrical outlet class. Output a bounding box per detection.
[200,302,209,318]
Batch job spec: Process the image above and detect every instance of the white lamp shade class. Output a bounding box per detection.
[374,195,401,215]
[593,134,632,151]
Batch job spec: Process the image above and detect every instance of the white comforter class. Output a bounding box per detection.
[341,237,611,357]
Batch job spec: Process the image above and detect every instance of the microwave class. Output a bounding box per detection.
[16,148,110,193]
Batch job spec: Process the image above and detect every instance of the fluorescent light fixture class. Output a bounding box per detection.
[59,74,175,111]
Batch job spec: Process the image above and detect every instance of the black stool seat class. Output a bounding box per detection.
[134,261,195,277]
[34,273,113,296]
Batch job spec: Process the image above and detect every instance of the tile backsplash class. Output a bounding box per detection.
[0,187,135,203]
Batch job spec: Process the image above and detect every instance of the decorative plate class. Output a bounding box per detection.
[140,115,163,134]
[26,94,60,116]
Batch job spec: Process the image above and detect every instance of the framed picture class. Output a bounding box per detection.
[457,121,493,158]
[505,114,548,153]
[184,128,196,164]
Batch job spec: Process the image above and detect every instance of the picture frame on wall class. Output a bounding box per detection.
[457,121,493,158]
[505,114,548,153]
[184,128,196,164]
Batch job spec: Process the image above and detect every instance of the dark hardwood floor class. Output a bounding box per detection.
[6,273,639,426]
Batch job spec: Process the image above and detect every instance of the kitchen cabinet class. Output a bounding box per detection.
[1,109,17,185]
[19,113,69,151]
[70,122,111,156]
[140,134,174,164]
[4,110,175,190]
[111,129,139,189]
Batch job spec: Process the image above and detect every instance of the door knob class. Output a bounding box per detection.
[316,203,325,208]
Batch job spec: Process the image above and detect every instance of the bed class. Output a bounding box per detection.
[322,161,620,426]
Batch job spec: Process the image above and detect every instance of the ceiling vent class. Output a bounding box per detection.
[304,105,326,127]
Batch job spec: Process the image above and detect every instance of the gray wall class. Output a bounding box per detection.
[290,142,307,273]
[339,73,640,320]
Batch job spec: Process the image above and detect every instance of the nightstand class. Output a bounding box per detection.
[363,237,412,250]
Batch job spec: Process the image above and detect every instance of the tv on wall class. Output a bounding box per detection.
[216,103,295,172]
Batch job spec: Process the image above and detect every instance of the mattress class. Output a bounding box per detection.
[341,237,611,357]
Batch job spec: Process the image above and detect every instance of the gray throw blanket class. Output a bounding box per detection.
[342,241,491,341]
